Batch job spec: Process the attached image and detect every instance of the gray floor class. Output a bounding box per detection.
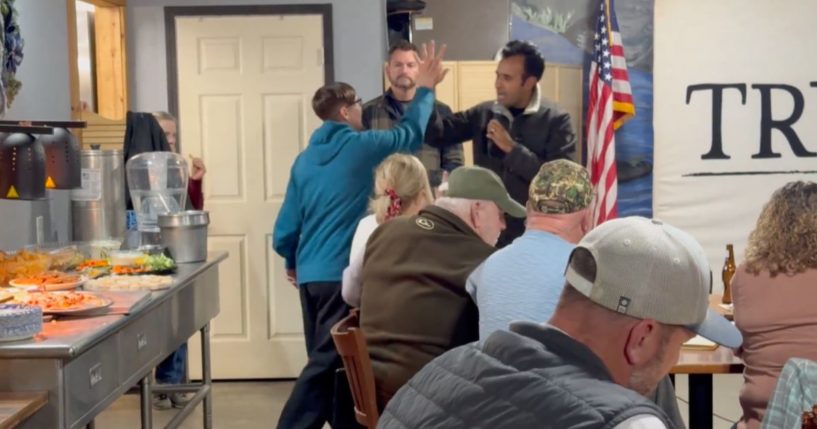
[93,376,745,428]
[94,381,295,429]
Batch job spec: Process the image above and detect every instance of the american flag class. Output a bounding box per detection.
[585,0,635,226]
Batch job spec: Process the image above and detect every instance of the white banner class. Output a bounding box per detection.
[654,0,817,291]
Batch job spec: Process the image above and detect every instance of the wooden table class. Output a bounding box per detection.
[0,392,47,429]
[673,345,744,374]
[672,347,743,429]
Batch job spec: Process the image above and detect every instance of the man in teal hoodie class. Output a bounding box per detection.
[273,41,448,429]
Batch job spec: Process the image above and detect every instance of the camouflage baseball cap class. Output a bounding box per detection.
[528,159,593,214]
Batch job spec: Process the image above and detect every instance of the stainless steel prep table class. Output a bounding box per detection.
[0,252,227,429]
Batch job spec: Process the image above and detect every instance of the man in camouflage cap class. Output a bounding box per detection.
[464,159,686,428]
[528,158,594,215]
[466,158,593,339]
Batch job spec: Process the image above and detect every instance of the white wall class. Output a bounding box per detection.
[5,0,71,120]
[127,0,387,112]
[654,0,817,284]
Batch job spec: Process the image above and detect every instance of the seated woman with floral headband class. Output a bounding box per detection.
[342,154,433,307]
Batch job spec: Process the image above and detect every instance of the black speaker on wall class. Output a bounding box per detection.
[386,0,426,47]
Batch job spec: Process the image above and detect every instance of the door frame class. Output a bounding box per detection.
[164,4,335,122]
[66,0,129,127]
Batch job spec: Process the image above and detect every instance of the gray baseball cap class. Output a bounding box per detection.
[447,166,526,219]
[564,216,742,349]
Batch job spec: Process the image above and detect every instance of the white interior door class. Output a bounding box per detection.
[175,14,324,378]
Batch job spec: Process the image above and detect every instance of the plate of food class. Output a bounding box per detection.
[12,290,113,315]
[9,271,87,291]
[84,274,174,291]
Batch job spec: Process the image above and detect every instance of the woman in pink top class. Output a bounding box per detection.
[733,181,817,429]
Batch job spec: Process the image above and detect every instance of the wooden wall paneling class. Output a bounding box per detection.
[455,61,496,112]
[433,61,470,164]
[94,5,128,120]
[80,111,126,150]
[66,0,82,127]
[87,0,126,6]
[434,61,458,111]
[456,61,496,166]
[545,64,584,164]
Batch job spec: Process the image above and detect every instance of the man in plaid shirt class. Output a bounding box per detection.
[760,358,817,428]
[363,40,463,189]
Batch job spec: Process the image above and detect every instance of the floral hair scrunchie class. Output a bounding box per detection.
[384,188,402,221]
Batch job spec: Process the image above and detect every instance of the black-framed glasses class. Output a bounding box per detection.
[349,98,362,106]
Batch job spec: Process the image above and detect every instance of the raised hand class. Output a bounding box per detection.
[414,40,449,90]
[189,155,207,181]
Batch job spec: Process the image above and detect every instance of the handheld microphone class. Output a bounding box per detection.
[489,103,513,156]
[490,103,513,130]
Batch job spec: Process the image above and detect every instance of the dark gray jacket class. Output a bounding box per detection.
[378,322,670,429]
[437,91,576,247]
[123,112,171,210]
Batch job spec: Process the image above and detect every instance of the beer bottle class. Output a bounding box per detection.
[722,244,736,304]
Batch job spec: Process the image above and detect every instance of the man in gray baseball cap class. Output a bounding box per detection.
[377,216,742,429]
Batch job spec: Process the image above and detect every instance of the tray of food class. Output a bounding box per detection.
[77,253,177,278]
[0,250,52,286]
[11,290,113,315]
[84,274,174,292]
[9,271,87,291]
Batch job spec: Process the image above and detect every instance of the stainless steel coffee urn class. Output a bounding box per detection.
[71,149,126,241]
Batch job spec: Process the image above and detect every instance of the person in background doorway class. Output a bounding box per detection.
[152,111,206,211]
[151,111,207,410]
[362,40,463,189]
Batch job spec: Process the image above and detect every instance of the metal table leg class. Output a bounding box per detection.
[156,323,214,429]
[689,374,713,429]
[202,323,213,429]
[140,374,153,429]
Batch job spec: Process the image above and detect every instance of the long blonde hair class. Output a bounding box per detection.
[370,154,433,223]
[744,181,817,276]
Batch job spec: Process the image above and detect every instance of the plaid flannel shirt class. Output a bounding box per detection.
[761,358,817,429]
[362,90,463,187]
